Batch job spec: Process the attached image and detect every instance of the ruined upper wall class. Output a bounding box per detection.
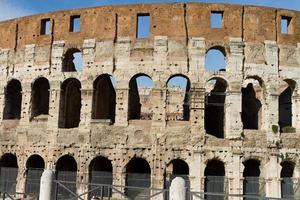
[0,2,299,49]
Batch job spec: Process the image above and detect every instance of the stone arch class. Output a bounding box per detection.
[243,159,261,199]
[88,156,113,198]
[92,74,116,124]
[166,74,191,121]
[25,154,45,195]
[280,161,295,199]
[55,155,77,199]
[125,157,151,199]
[205,77,227,138]
[205,46,227,72]
[279,79,296,131]
[204,159,225,200]
[31,77,50,118]
[3,79,22,120]
[128,73,153,120]
[0,153,18,193]
[242,77,264,130]
[62,48,83,72]
[58,78,81,128]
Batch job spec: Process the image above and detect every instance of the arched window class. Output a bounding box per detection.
[3,79,22,120]
[205,47,226,72]
[128,74,153,120]
[31,77,50,118]
[59,78,81,128]
[89,156,113,198]
[125,158,151,199]
[280,161,295,199]
[164,159,190,199]
[62,48,83,72]
[166,75,190,121]
[55,155,77,199]
[205,78,227,138]
[92,75,116,124]
[204,159,225,200]
[243,159,261,200]
[25,154,45,195]
[242,79,263,130]
[279,80,295,132]
[0,153,18,193]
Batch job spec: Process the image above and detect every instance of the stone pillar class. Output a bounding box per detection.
[112,164,125,199]
[114,85,129,126]
[115,37,130,69]
[265,155,280,198]
[228,37,244,73]
[169,177,186,200]
[228,153,243,200]
[292,94,300,130]
[189,152,201,192]
[151,82,166,131]
[19,82,31,127]
[188,37,205,74]
[0,49,10,79]
[82,39,96,70]
[50,41,64,74]
[79,85,93,131]
[47,81,61,132]
[39,169,55,200]
[266,92,280,141]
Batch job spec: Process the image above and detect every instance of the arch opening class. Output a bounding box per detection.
[280,161,295,199]
[0,153,18,193]
[31,77,50,118]
[62,48,83,72]
[242,82,262,130]
[205,78,227,138]
[55,155,77,199]
[205,47,226,72]
[25,155,45,195]
[3,79,22,120]
[204,159,225,200]
[128,74,153,120]
[279,80,295,132]
[92,75,116,124]
[166,75,190,121]
[243,159,261,199]
[89,156,113,198]
[125,158,151,199]
[58,78,81,128]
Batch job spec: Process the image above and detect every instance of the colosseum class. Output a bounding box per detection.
[0,2,299,200]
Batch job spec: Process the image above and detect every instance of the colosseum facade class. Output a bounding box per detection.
[0,2,299,200]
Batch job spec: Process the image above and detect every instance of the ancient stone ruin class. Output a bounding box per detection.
[0,2,299,199]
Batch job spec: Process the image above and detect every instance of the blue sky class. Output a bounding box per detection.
[0,0,299,21]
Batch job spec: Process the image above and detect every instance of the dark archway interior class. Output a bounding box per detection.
[0,154,18,193]
[90,156,113,172]
[26,155,45,169]
[125,158,151,199]
[243,159,260,177]
[205,79,226,138]
[32,77,50,118]
[279,84,293,130]
[92,75,116,123]
[166,75,190,121]
[204,159,225,200]
[59,78,81,128]
[3,80,22,120]
[62,48,82,72]
[243,159,261,199]
[56,155,77,171]
[25,155,45,195]
[281,161,294,178]
[281,161,295,198]
[171,159,189,175]
[242,83,261,130]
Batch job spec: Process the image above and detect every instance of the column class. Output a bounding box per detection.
[265,155,281,198]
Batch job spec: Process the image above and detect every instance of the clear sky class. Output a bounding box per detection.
[0,0,299,21]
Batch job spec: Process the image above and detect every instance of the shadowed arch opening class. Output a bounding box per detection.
[31,77,50,119]
[279,80,295,132]
[55,155,77,199]
[204,159,225,200]
[25,154,45,195]
[0,153,18,193]
[243,159,261,199]
[89,156,113,198]
[92,74,116,124]
[128,74,153,120]
[205,46,226,72]
[281,161,295,199]
[205,78,227,138]
[3,79,22,120]
[242,79,263,130]
[125,158,151,199]
[59,78,81,128]
[166,75,190,121]
[62,48,83,72]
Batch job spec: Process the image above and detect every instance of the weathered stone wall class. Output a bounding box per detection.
[0,2,299,199]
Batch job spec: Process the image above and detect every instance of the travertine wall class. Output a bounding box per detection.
[0,2,299,199]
